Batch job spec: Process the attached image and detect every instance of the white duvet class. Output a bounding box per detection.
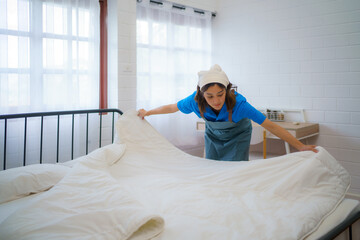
[0,110,351,240]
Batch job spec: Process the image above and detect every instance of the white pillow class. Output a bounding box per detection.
[0,164,70,204]
[86,143,127,166]
[59,156,87,168]
[60,143,126,168]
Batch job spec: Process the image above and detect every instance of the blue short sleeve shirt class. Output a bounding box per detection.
[177,91,266,125]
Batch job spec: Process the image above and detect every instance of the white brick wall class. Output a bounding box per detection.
[213,0,360,194]
[117,0,137,112]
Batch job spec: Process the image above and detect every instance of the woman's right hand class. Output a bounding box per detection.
[137,104,178,119]
[137,109,148,119]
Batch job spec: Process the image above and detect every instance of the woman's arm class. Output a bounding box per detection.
[138,103,179,119]
[260,118,318,153]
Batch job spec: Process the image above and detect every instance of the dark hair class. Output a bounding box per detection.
[194,82,236,117]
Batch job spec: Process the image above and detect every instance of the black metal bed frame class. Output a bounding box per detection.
[0,109,123,170]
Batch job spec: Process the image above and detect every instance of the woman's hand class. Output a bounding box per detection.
[298,144,318,153]
[137,104,179,119]
[137,109,148,119]
[261,119,319,153]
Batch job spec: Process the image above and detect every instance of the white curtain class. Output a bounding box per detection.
[0,0,100,114]
[136,0,212,148]
[0,0,100,169]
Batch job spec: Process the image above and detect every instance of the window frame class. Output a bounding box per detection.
[0,0,108,112]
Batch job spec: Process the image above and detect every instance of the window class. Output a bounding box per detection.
[136,1,212,147]
[0,0,100,114]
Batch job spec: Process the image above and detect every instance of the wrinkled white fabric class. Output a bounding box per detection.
[0,143,164,240]
[114,110,350,240]
[0,164,69,204]
[0,110,350,240]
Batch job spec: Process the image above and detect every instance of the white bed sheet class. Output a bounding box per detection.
[0,110,353,240]
[0,144,164,240]
[1,193,358,240]
[0,192,41,223]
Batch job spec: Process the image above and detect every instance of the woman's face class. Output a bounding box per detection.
[203,84,226,111]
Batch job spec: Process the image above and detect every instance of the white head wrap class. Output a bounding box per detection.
[198,64,229,90]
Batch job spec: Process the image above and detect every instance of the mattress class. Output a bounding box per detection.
[305,198,359,240]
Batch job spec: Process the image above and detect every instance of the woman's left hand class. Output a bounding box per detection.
[298,145,318,153]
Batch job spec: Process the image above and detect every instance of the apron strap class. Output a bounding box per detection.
[228,110,233,123]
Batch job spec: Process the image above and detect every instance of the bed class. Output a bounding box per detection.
[0,109,359,240]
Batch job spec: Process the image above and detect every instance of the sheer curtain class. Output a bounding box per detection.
[0,0,100,114]
[0,0,100,168]
[136,0,212,148]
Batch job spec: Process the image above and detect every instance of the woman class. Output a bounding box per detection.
[138,64,317,161]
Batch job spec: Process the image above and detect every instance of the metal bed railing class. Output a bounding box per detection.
[0,109,123,170]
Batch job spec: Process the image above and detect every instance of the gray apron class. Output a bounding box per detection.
[203,111,252,161]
